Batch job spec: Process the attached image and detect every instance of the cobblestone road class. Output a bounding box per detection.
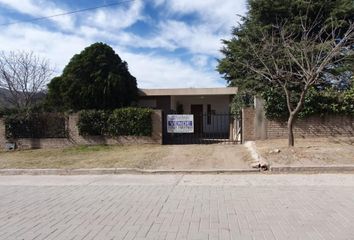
[0,174,353,240]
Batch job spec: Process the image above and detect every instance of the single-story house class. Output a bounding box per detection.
[138,87,237,114]
[138,87,238,143]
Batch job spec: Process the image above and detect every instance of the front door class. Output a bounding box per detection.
[191,104,203,134]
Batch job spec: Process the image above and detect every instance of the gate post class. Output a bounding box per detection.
[241,107,256,143]
[152,110,163,145]
[229,115,234,141]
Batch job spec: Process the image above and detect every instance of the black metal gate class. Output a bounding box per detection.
[163,112,241,144]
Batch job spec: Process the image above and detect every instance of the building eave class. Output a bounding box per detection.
[139,87,238,96]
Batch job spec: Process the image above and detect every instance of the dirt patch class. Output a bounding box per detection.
[255,137,354,166]
[154,144,252,169]
[0,144,252,170]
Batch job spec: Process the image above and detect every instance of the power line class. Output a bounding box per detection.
[0,0,135,27]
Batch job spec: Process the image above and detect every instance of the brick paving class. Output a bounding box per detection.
[0,174,353,240]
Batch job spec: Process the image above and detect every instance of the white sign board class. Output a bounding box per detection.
[167,114,194,133]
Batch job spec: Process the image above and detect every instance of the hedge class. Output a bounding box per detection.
[262,86,354,120]
[107,108,152,136]
[77,108,152,137]
[5,112,67,139]
[0,108,19,118]
[77,110,109,136]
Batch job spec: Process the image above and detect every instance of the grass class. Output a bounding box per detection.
[61,145,114,153]
[0,144,253,170]
[0,144,169,169]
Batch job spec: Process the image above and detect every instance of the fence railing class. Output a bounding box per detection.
[163,113,240,144]
[5,112,67,139]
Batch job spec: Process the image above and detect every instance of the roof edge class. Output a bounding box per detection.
[138,87,238,96]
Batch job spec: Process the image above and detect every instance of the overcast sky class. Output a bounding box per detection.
[0,0,247,88]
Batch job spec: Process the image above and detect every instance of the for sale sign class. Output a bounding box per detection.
[167,114,194,133]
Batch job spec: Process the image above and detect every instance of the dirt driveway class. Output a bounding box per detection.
[0,144,252,170]
[153,144,252,169]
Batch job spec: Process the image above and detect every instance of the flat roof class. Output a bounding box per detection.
[139,87,237,96]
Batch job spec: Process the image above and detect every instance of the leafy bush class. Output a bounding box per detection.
[261,88,289,120]
[341,87,354,114]
[107,108,152,136]
[77,108,152,137]
[5,112,67,139]
[77,110,109,136]
[230,92,254,119]
[78,110,109,136]
[0,108,19,118]
[262,86,354,120]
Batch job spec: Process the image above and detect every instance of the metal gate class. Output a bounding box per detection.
[163,112,241,144]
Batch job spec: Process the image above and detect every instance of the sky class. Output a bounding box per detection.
[0,0,247,88]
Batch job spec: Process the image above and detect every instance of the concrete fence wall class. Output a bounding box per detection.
[242,98,354,141]
[0,110,163,150]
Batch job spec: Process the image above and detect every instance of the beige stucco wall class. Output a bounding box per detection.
[171,95,230,113]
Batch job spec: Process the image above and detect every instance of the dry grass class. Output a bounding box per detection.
[0,145,169,169]
[256,137,354,166]
[0,144,252,170]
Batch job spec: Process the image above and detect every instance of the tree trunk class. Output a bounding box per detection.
[287,114,295,147]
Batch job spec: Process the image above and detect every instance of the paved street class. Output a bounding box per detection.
[0,174,353,240]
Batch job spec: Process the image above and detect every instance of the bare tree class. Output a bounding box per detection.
[0,51,53,108]
[240,19,354,147]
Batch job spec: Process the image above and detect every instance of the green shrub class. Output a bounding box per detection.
[5,112,67,139]
[77,108,153,137]
[77,110,109,136]
[0,108,18,118]
[262,86,354,120]
[230,92,254,119]
[107,108,152,136]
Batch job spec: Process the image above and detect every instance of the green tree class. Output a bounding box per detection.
[219,0,354,94]
[218,0,354,146]
[46,42,138,110]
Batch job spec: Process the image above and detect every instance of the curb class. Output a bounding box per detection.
[0,168,260,175]
[270,165,354,173]
[1,166,353,175]
[244,141,269,170]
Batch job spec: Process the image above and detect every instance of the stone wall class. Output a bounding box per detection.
[242,98,354,141]
[265,115,354,139]
[242,108,256,142]
[0,110,163,150]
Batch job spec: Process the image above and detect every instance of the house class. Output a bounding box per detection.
[138,87,237,113]
[138,87,238,144]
